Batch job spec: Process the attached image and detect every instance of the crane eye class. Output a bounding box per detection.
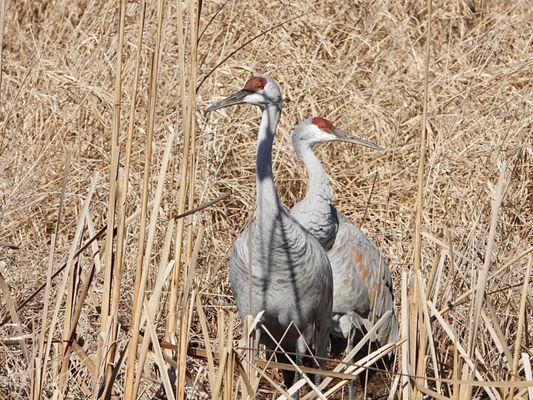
[311,117,334,133]
[244,76,267,92]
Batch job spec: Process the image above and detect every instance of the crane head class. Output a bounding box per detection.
[292,117,383,150]
[206,75,282,112]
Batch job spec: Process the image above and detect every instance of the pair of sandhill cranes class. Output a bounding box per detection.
[206,75,397,399]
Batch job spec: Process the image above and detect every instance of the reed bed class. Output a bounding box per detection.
[0,0,531,399]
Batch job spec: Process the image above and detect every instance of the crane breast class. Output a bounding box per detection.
[228,214,333,341]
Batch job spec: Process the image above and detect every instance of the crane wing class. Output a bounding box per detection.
[329,211,398,346]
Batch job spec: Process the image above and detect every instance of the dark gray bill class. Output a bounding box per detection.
[333,128,383,151]
[205,89,250,112]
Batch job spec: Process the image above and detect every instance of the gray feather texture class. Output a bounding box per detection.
[327,212,398,346]
[207,78,334,391]
[230,207,333,351]
[290,117,398,354]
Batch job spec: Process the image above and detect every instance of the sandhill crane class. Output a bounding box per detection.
[290,116,398,400]
[206,77,333,391]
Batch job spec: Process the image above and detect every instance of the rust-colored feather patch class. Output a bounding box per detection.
[243,76,267,92]
[311,117,334,133]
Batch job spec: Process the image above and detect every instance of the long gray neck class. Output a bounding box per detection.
[256,104,282,213]
[293,141,332,203]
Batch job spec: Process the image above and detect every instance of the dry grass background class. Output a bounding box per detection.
[0,0,531,399]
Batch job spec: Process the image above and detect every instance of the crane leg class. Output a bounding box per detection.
[254,327,261,358]
[313,324,329,386]
[292,336,309,400]
[347,324,356,400]
[276,350,295,393]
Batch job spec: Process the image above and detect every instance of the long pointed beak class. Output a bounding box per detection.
[333,128,383,151]
[205,89,250,113]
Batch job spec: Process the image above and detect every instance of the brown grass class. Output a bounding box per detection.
[0,0,531,399]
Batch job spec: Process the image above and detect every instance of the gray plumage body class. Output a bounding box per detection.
[326,212,397,346]
[230,205,333,352]
[207,80,333,391]
[290,118,398,360]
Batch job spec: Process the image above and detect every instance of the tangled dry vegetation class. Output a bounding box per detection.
[0,0,531,399]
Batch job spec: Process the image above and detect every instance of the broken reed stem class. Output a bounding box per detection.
[408,281,417,398]
[93,314,115,396]
[522,353,533,399]
[57,266,97,397]
[224,318,235,399]
[133,224,175,396]
[33,151,71,399]
[195,295,216,391]
[416,271,441,395]
[32,234,56,400]
[362,256,386,399]
[58,214,84,394]
[124,1,164,399]
[467,163,509,357]
[212,312,236,400]
[412,0,432,271]
[183,0,200,324]
[452,336,460,400]
[146,305,176,400]
[414,276,428,400]
[44,174,98,398]
[507,255,531,400]
[177,226,205,398]
[0,269,28,362]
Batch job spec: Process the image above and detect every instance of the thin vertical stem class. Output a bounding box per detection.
[185,0,200,264]
[508,255,531,400]
[46,175,98,399]
[111,0,147,341]
[98,2,127,389]
[413,0,432,270]
[166,0,193,340]
[124,1,165,398]
[401,272,410,400]
[412,2,432,398]
[0,0,5,105]
[101,0,126,331]
[33,151,71,399]
[467,163,508,354]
